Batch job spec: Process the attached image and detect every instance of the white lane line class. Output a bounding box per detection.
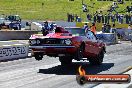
[2,45,12,47]
[0,41,12,43]
[93,69,132,88]
[12,44,24,45]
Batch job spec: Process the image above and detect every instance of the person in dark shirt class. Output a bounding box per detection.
[42,21,49,36]
[102,14,104,23]
[104,14,108,24]
[102,23,107,33]
[75,14,78,22]
[125,14,129,24]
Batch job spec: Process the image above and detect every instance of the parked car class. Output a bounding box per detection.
[29,27,106,65]
[0,15,21,30]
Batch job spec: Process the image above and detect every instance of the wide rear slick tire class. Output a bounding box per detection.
[89,50,104,65]
[34,52,43,61]
[59,56,72,66]
[75,44,84,60]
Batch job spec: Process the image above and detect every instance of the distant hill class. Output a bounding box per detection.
[0,0,131,21]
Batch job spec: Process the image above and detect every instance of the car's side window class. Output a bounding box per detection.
[86,31,96,40]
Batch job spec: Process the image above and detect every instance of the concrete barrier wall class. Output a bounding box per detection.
[0,44,29,60]
[55,21,76,27]
[116,29,132,41]
[96,33,118,45]
[30,21,76,31]
[0,30,38,41]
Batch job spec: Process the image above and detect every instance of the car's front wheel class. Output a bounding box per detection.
[88,50,104,65]
[34,52,43,61]
[59,56,72,66]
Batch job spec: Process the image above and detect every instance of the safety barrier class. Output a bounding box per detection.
[0,44,29,61]
[116,28,132,41]
[96,33,118,45]
[0,30,38,41]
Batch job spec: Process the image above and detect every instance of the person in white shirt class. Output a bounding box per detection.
[128,24,132,30]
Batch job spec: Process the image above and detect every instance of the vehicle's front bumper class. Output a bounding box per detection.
[30,45,76,55]
[29,45,75,49]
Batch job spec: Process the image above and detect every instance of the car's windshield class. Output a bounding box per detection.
[65,27,85,36]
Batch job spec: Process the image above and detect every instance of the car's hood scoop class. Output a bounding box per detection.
[46,33,73,38]
[30,33,73,39]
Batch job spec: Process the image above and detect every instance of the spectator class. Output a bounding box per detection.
[125,14,130,24]
[93,14,97,23]
[117,0,124,4]
[111,14,116,24]
[105,24,111,33]
[71,14,74,22]
[102,14,104,23]
[104,14,108,24]
[117,14,120,23]
[87,14,91,21]
[50,22,55,31]
[128,24,132,30]
[42,21,49,36]
[77,17,81,22]
[110,24,116,33]
[131,15,132,24]
[102,23,107,33]
[98,13,101,23]
[90,22,96,34]
[67,13,70,22]
[83,23,89,33]
[75,14,78,22]
[120,14,124,24]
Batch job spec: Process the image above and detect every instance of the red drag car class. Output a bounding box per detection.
[29,27,106,65]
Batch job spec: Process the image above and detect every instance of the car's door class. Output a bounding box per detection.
[85,31,100,55]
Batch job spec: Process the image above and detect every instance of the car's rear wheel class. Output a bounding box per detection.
[34,52,43,61]
[88,50,104,65]
[59,56,72,66]
[75,44,84,60]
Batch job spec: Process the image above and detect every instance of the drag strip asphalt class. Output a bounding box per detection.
[0,41,132,88]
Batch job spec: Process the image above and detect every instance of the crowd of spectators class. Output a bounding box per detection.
[67,13,81,22]
[67,1,132,25]
[87,12,132,24]
[67,12,132,25]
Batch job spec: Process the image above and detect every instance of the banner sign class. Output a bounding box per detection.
[0,45,29,60]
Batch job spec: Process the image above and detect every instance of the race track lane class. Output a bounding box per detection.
[0,41,132,88]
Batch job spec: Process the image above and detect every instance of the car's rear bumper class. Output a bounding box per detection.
[30,45,77,56]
